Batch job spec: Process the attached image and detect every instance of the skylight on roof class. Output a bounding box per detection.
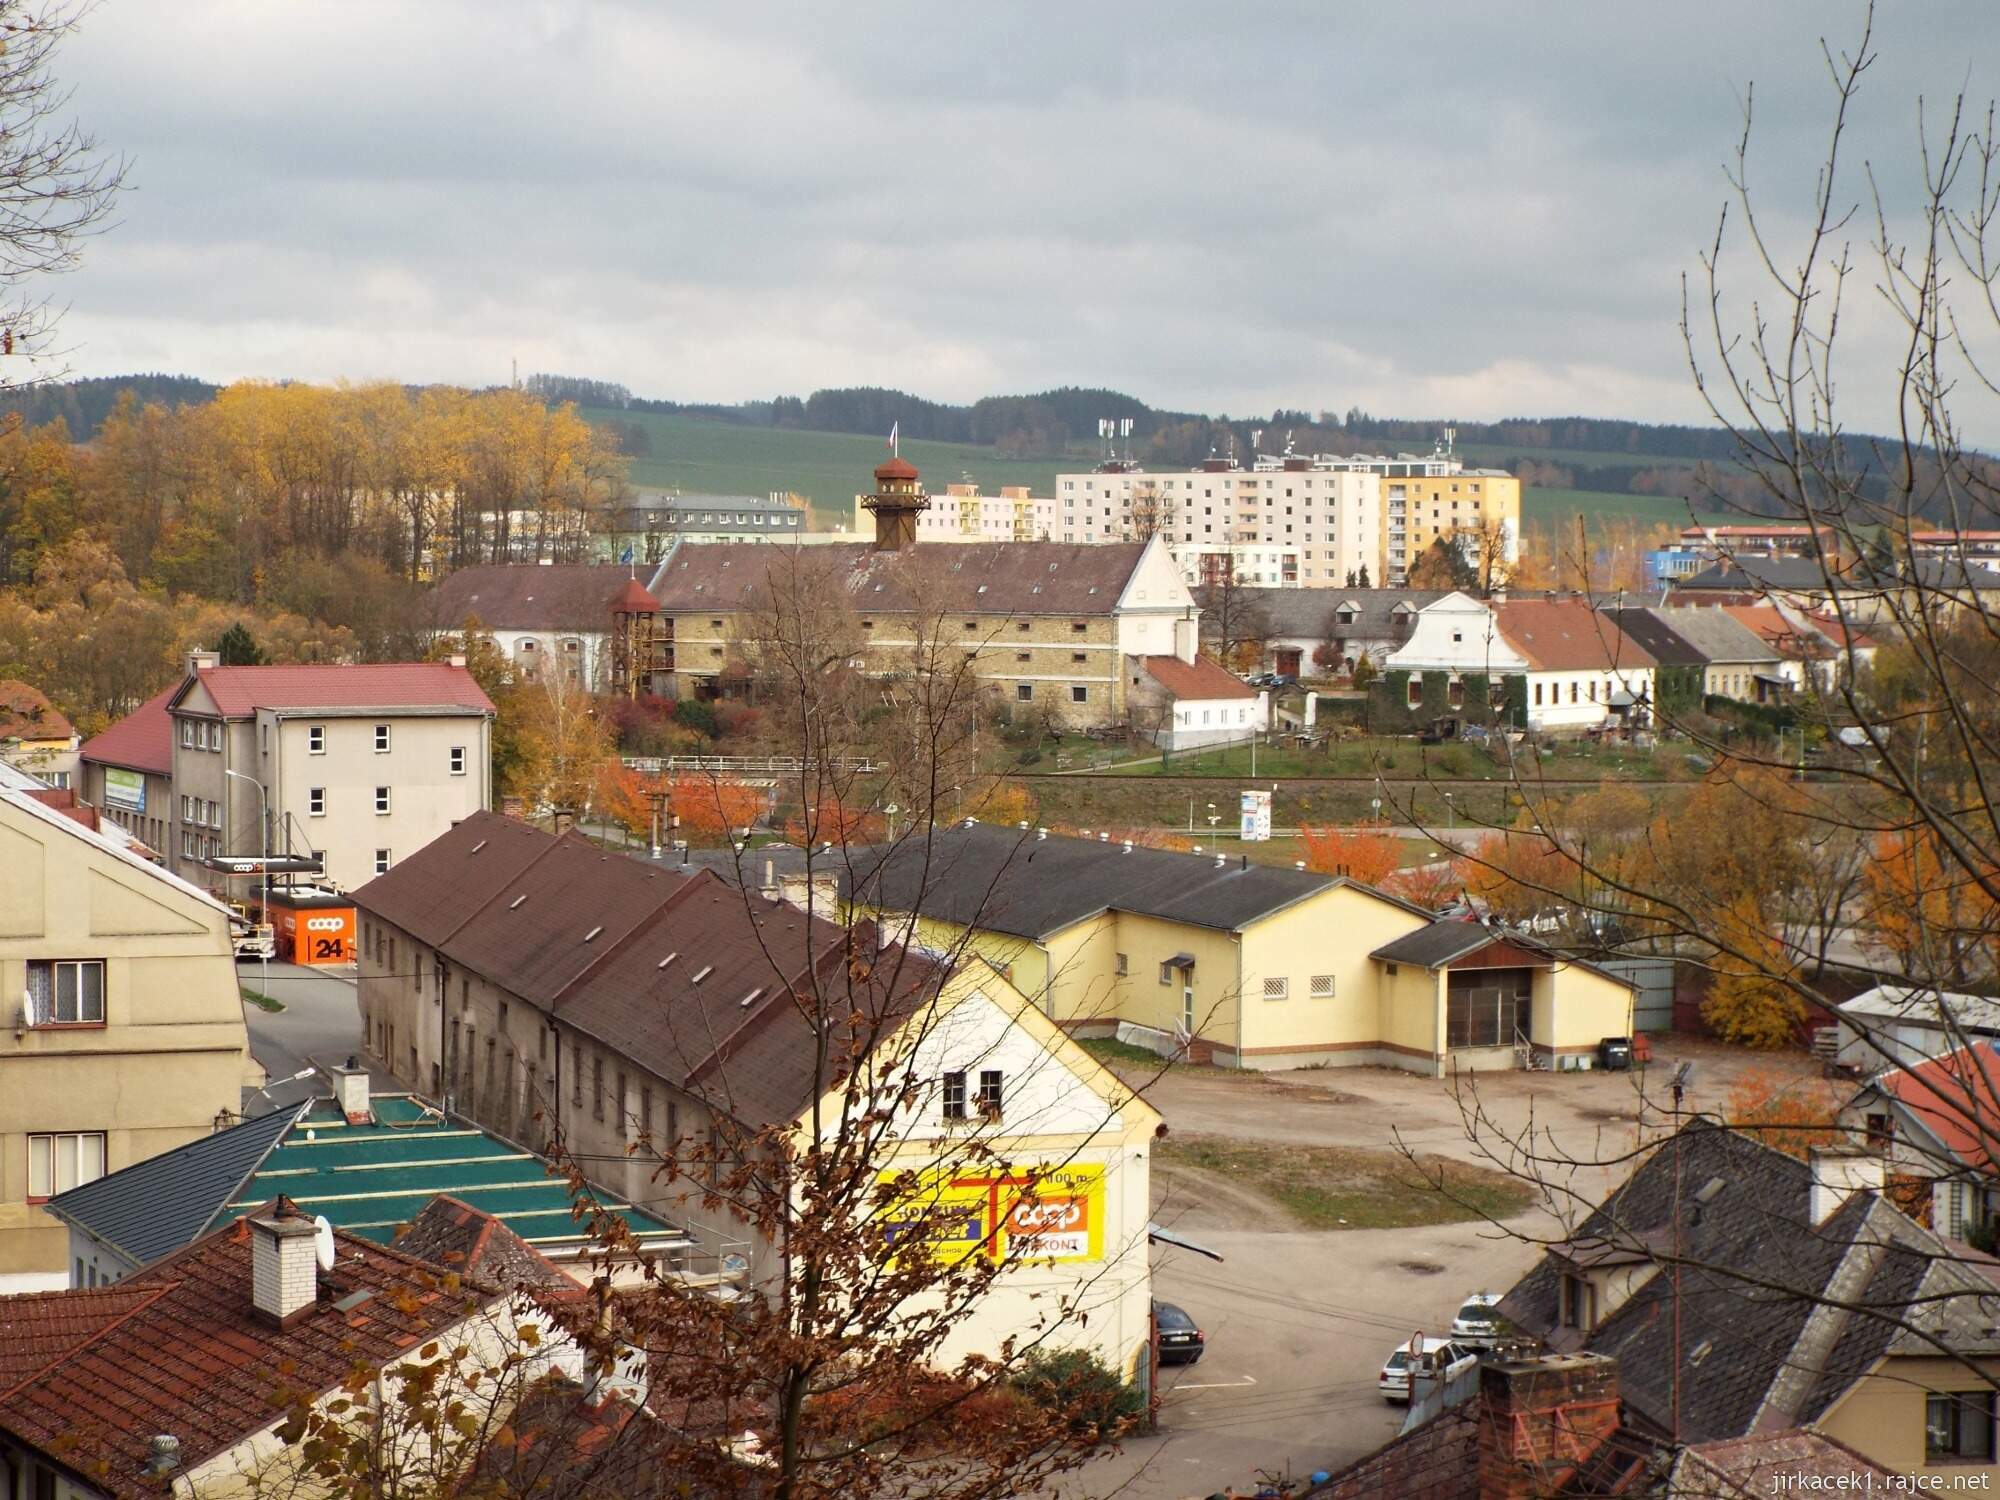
[690,964,714,984]
[657,952,678,969]
[1695,1176,1726,1204]
[738,988,764,1009]
[509,894,527,909]
[583,925,603,943]
[470,839,488,854]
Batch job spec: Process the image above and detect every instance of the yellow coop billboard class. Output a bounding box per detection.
[880,1162,1105,1265]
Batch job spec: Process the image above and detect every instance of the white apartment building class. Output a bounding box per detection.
[1054,460,1382,586]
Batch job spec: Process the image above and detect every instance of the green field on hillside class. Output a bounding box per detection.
[587,407,1075,527]
[1521,486,1730,529]
[1456,440,1712,471]
[584,407,1734,536]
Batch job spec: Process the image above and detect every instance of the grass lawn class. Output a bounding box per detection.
[1077,1037,1245,1076]
[1521,486,1731,530]
[240,986,284,1013]
[1093,733,1678,783]
[1159,1132,1536,1229]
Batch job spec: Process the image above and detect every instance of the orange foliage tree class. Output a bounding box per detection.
[1722,1065,1842,1158]
[1463,827,1580,923]
[1865,829,2000,986]
[668,774,767,843]
[1299,823,1401,886]
[1387,857,1465,911]
[785,792,885,848]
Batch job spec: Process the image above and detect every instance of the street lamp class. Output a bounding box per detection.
[1444,790,1455,833]
[885,803,900,841]
[224,768,270,1002]
[1206,801,1220,836]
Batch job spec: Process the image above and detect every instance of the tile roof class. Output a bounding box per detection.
[646,539,1153,616]
[0,1202,500,1500]
[77,685,175,775]
[1498,1120,2000,1444]
[352,823,943,1133]
[180,662,494,718]
[426,563,638,633]
[1233,587,1448,642]
[1490,600,1657,672]
[394,1194,575,1295]
[1722,604,1837,660]
[0,679,73,742]
[470,1376,754,1499]
[845,820,1401,941]
[1608,606,1782,667]
[0,1285,165,1394]
[1138,653,1255,701]
[45,1104,305,1268]
[1671,1428,1890,1496]
[1877,1042,2000,1177]
[227,1096,686,1257]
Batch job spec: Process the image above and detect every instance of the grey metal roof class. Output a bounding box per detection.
[1610,606,1781,667]
[45,1104,304,1267]
[845,821,1351,940]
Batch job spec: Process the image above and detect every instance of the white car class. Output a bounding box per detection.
[1450,1292,1509,1347]
[1379,1337,1478,1403]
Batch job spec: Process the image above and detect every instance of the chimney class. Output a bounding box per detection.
[330,1055,370,1124]
[185,648,220,678]
[448,652,467,668]
[1477,1355,1621,1500]
[249,1202,321,1328]
[1808,1144,1886,1225]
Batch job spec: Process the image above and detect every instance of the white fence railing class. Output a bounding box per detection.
[621,753,879,775]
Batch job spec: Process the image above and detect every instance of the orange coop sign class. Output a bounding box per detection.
[267,894,356,966]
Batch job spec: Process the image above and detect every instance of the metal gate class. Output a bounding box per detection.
[1596,957,1675,1033]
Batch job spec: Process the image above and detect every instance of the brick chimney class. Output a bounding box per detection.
[1477,1354,1621,1499]
[185,648,220,677]
[250,1200,321,1329]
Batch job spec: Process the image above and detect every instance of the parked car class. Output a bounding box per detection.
[1246,672,1278,689]
[1449,1293,1513,1348]
[1379,1337,1476,1402]
[1269,673,1300,690]
[1155,1300,1205,1365]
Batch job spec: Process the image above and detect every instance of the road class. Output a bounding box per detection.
[1062,1039,1808,1498]
[236,960,396,1114]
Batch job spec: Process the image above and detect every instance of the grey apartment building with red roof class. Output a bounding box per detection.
[83,650,494,896]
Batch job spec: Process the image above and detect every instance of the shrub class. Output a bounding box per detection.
[1009,1347,1144,1439]
[711,702,761,740]
[672,699,718,738]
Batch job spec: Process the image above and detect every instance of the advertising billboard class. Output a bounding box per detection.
[1239,789,1272,842]
[103,767,146,813]
[880,1162,1105,1265]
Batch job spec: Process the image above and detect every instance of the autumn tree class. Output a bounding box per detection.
[512,674,613,817]
[1299,822,1401,885]
[1721,1065,1843,1158]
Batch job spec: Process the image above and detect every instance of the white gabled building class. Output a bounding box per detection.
[1384,592,1659,732]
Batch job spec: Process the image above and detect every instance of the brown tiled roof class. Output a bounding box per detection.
[1139,653,1254,701]
[352,819,944,1132]
[427,563,637,633]
[0,1200,497,1499]
[349,809,555,948]
[648,540,1150,616]
[1674,1429,1889,1496]
[395,1194,576,1295]
[78,685,175,775]
[0,1286,165,1394]
[1723,604,1837,660]
[1491,600,1656,672]
[471,1376,753,1499]
[0,680,73,742]
[180,662,494,717]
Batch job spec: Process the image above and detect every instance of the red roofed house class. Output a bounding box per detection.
[78,685,176,855]
[1840,1041,2000,1244]
[1126,652,1269,749]
[0,680,77,791]
[1384,592,1658,732]
[0,1195,614,1500]
[89,650,498,897]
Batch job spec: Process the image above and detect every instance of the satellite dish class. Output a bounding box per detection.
[313,1215,335,1273]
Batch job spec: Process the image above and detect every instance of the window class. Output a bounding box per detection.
[616,1070,628,1136]
[1071,622,1088,634]
[27,960,105,1025]
[374,724,391,752]
[1015,651,1031,663]
[450,745,467,775]
[374,786,391,815]
[1016,684,1032,702]
[1407,678,1423,708]
[641,1085,653,1139]
[207,721,221,750]
[1448,981,1532,1049]
[1570,682,1579,704]
[1534,682,1544,706]
[308,724,325,754]
[1263,977,1289,1001]
[1070,685,1087,704]
[1558,1272,1597,1330]
[1928,1392,1995,1462]
[1311,974,1336,999]
[942,1070,967,1121]
[27,1131,104,1200]
[309,787,325,816]
[374,849,391,875]
[977,1069,1004,1117]
[181,794,193,821]
[1864,1111,1895,1149]
[592,1055,604,1120]
[1159,961,1174,986]
[1115,953,1129,976]
[180,719,194,748]
[1071,651,1088,663]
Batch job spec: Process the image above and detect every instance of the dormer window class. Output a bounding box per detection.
[1559,1272,1597,1330]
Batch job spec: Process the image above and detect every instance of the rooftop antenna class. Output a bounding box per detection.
[1284,428,1296,457]
[1121,416,1133,462]
[1251,427,1264,454]
[1443,425,1457,458]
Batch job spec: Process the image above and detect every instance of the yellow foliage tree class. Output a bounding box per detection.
[1700,895,1806,1049]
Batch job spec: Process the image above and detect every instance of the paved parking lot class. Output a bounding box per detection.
[1066,1040,1809,1498]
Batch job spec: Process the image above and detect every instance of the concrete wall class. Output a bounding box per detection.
[0,797,251,1291]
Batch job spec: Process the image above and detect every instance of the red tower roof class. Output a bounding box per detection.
[612,577,659,613]
[874,455,920,483]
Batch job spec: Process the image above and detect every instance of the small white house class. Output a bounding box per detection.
[1384,592,1658,733]
[1834,986,2000,1075]
[1127,654,1269,749]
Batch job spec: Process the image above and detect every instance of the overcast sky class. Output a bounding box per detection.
[48,1,2000,433]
